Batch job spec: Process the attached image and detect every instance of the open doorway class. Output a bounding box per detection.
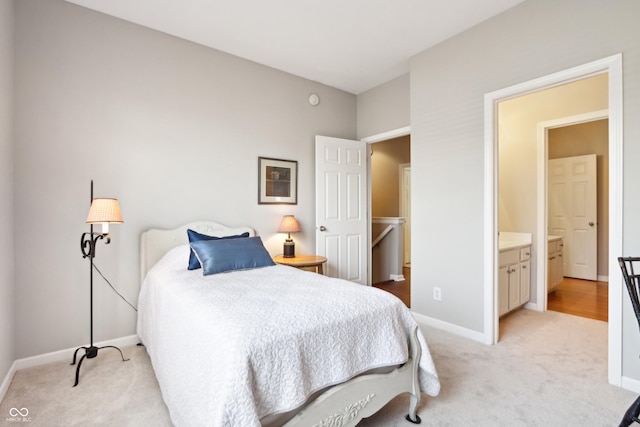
[497,74,608,325]
[544,115,609,322]
[484,54,623,386]
[368,134,411,306]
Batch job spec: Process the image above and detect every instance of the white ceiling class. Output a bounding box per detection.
[65,0,525,94]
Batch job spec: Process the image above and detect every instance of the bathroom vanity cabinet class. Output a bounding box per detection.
[499,244,531,316]
[547,236,564,293]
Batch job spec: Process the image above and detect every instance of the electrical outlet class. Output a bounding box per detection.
[433,287,442,301]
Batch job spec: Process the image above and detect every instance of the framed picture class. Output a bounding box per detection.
[258,157,298,204]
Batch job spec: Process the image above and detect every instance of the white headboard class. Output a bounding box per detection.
[139,221,255,283]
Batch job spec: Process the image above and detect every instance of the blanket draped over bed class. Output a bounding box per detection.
[137,245,440,426]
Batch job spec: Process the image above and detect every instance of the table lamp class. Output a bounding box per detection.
[278,215,300,258]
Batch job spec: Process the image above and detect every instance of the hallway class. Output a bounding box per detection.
[373,267,411,308]
[547,277,608,322]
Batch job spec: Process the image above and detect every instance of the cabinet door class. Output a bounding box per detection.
[498,264,510,316]
[548,255,557,292]
[558,239,565,276]
[520,260,531,303]
[556,242,564,284]
[508,263,520,310]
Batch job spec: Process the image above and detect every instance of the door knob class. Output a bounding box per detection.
[589,222,595,227]
[319,225,327,232]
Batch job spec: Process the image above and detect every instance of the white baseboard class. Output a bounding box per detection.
[12,335,140,371]
[621,375,640,394]
[598,275,609,282]
[411,311,487,343]
[390,274,405,282]
[0,359,18,406]
[0,335,139,403]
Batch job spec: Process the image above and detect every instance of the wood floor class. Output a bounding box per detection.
[547,277,608,322]
[374,270,608,322]
[373,267,411,307]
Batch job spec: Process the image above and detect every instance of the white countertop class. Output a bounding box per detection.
[499,232,532,251]
[548,235,563,241]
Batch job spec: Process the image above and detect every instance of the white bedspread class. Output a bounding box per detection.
[137,245,440,426]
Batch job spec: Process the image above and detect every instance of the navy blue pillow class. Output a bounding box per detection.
[187,229,250,270]
[189,236,275,275]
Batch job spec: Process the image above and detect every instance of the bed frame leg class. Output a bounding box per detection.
[405,386,422,424]
[406,413,422,424]
[405,326,423,424]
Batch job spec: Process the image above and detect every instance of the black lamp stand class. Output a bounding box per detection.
[283,232,295,258]
[71,181,128,387]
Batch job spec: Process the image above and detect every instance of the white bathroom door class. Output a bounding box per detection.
[315,136,368,284]
[548,154,597,280]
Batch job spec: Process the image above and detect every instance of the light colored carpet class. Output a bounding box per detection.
[1,309,636,426]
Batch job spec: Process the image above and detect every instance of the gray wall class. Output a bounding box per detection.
[13,0,356,358]
[410,0,640,378]
[0,0,15,377]
[357,73,409,138]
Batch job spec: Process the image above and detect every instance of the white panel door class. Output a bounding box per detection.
[548,154,597,280]
[315,136,368,284]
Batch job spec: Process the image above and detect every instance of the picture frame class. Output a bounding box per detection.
[258,157,298,204]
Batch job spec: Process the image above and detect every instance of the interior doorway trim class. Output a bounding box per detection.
[535,108,609,312]
[483,54,623,386]
[361,125,411,144]
[361,126,411,285]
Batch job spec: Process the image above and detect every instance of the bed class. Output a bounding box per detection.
[137,221,440,426]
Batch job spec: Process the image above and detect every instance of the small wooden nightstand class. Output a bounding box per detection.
[273,255,327,275]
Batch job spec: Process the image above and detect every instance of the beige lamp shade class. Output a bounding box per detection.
[86,198,123,234]
[86,198,123,224]
[278,215,300,234]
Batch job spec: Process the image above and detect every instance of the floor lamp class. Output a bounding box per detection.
[71,180,128,387]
